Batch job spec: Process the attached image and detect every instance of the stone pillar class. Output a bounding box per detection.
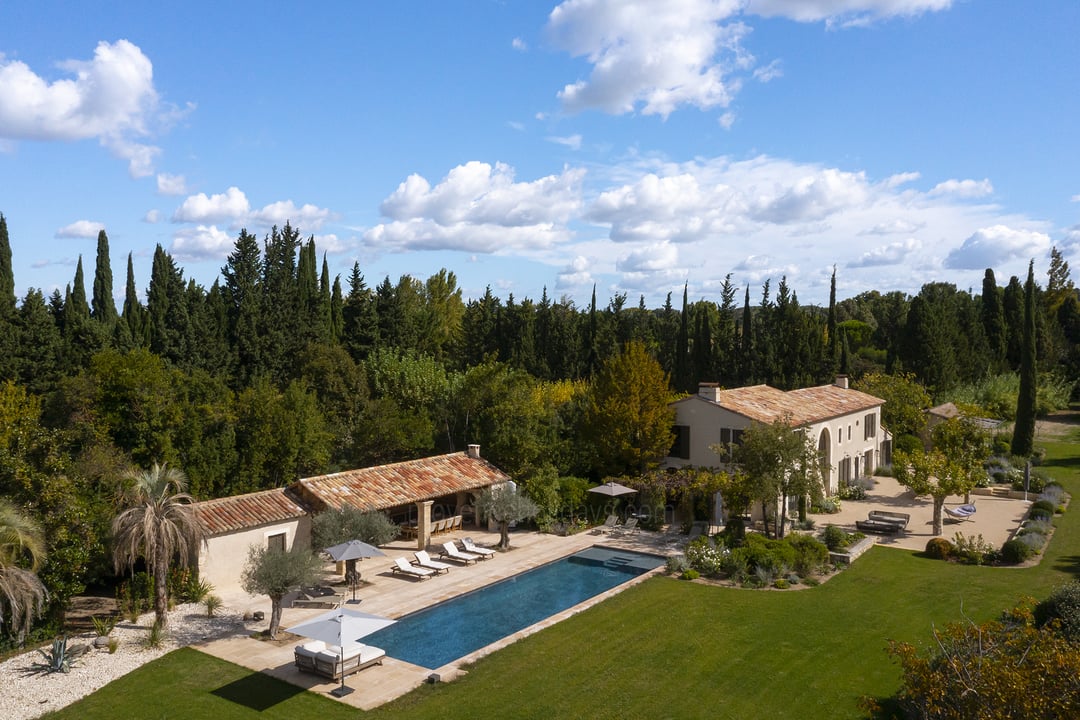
[417,500,433,550]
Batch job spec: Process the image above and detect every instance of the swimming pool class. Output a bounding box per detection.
[362,546,664,669]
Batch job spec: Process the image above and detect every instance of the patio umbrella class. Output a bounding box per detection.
[324,540,385,603]
[588,481,639,520]
[286,608,396,697]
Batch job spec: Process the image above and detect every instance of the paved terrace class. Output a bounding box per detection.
[197,526,685,711]
[811,474,1031,551]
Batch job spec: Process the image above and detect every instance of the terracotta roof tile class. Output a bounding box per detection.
[711,383,883,426]
[291,452,510,512]
[195,488,309,536]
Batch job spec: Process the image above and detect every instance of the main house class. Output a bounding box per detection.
[193,446,510,592]
[664,376,888,497]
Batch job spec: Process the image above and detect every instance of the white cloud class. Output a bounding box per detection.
[546,0,749,117]
[312,233,349,254]
[884,171,920,188]
[507,120,525,131]
[753,59,782,82]
[929,178,993,198]
[55,220,105,238]
[512,37,528,51]
[250,200,333,230]
[0,40,168,177]
[848,238,920,267]
[556,255,595,289]
[1070,194,1080,203]
[616,241,680,273]
[172,186,250,224]
[860,218,923,235]
[171,225,233,261]
[547,134,583,150]
[156,173,187,196]
[1062,225,1080,251]
[718,111,735,129]
[944,225,1051,270]
[143,209,162,223]
[367,161,584,252]
[745,0,952,24]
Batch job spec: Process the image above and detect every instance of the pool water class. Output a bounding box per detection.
[362,546,664,669]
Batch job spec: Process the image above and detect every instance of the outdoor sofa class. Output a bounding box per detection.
[294,640,385,681]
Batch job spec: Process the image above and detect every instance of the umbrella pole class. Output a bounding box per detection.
[331,647,353,697]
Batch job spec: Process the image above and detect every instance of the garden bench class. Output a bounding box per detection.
[867,510,910,529]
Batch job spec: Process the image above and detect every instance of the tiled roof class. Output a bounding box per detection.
[710,383,883,426]
[927,402,960,419]
[194,488,310,536]
[291,452,510,513]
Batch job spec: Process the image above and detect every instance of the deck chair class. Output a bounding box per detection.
[612,517,639,534]
[460,537,496,558]
[413,550,452,574]
[592,515,619,535]
[391,557,434,580]
[440,541,480,564]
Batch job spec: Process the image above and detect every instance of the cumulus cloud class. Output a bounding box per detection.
[366,161,584,252]
[848,238,920,267]
[0,40,170,177]
[250,200,333,229]
[718,111,736,129]
[944,225,1051,270]
[547,134,583,150]
[172,186,250,224]
[546,0,749,117]
[55,220,105,238]
[929,178,993,198]
[157,173,187,195]
[171,225,233,261]
[745,0,952,25]
[616,241,680,273]
[749,167,870,223]
[143,209,162,223]
[860,218,923,235]
[556,255,595,289]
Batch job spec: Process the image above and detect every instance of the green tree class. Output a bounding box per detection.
[981,268,1007,370]
[1012,260,1038,456]
[0,214,14,317]
[581,341,674,477]
[475,485,539,550]
[240,544,322,639]
[91,229,118,328]
[892,447,977,536]
[111,463,208,631]
[310,507,399,584]
[852,372,931,441]
[0,498,47,641]
[121,253,147,346]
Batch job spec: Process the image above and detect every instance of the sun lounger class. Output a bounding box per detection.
[592,515,619,535]
[391,557,434,580]
[413,550,452,574]
[460,537,496,557]
[612,517,638,534]
[291,586,344,609]
[855,519,902,535]
[867,510,910,530]
[944,503,977,522]
[440,541,480,564]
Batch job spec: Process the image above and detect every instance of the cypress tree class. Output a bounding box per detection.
[330,274,344,341]
[1003,276,1024,370]
[70,256,90,319]
[740,285,753,384]
[826,265,838,372]
[1012,260,1038,456]
[675,283,690,391]
[0,213,14,316]
[980,268,1006,370]
[91,229,118,326]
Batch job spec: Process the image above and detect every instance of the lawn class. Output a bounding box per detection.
[44,433,1080,720]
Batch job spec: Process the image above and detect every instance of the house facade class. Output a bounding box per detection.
[193,446,510,592]
[664,376,887,497]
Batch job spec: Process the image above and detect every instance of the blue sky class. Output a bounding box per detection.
[1,0,1078,309]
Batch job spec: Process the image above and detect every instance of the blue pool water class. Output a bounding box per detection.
[362,546,664,669]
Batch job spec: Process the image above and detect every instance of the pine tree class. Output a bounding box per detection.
[341,262,378,360]
[221,229,263,385]
[1012,260,1038,456]
[91,229,118,326]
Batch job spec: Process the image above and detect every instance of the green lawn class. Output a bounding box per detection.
[45,434,1080,720]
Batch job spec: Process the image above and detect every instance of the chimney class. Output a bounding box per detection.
[834,374,850,390]
[467,444,481,459]
[698,382,721,402]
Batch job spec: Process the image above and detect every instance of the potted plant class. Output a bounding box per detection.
[91,615,118,649]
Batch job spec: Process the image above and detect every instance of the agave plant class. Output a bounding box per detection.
[30,636,89,674]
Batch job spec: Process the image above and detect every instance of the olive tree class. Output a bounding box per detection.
[475,485,539,550]
[241,544,323,639]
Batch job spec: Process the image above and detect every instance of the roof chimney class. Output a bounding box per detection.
[467,444,481,459]
[834,374,850,390]
[698,382,721,402]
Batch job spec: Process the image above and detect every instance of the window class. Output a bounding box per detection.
[721,428,744,446]
[848,425,852,441]
[864,413,877,440]
[267,532,286,552]
[838,457,852,486]
[670,425,691,459]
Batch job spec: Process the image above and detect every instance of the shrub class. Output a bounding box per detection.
[665,555,688,575]
[205,595,223,618]
[1031,499,1057,515]
[1017,533,1046,554]
[1013,470,1048,494]
[685,537,726,577]
[30,636,89,674]
[811,496,841,514]
[925,537,954,560]
[107,637,118,654]
[1035,582,1080,641]
[1001,538,1035,564]
[752,565,776,587]
[792,517,816,531]
[680,569,700,581]
[822,524,849,551]
[91,615,117,638]
[773,578,790,589]
[874,464,894,477]
[1020,520,1053,537]
[1040,484,1066,506]
[786,534,830,576]
[951,532,995,565]
[1029,509,1053,524]
[838,483,867,501]
[736,533,797,574]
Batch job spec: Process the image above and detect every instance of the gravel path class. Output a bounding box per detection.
[1,603,252,720]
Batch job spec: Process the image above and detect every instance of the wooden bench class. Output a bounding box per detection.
[856,519,903,535]
[867,510,910,529]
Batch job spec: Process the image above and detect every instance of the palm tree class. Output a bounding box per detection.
[0,498,48,641]
[112,464,207,631]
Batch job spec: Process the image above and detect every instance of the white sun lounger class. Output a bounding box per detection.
[440,541,480,564]
[413,550,452,574]
[460,537,496,558]
[391,556,434,580]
